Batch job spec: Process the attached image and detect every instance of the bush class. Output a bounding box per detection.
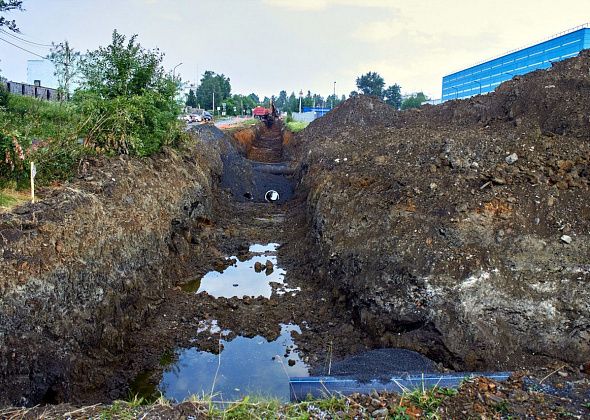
[75,30,182,156]
[0,94,85,188]
[0,130,30,189]
[0,85,9,108]
[76,88,181,156]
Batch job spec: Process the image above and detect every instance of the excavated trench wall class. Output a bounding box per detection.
[232,123,292,163]
[0,137,222,406]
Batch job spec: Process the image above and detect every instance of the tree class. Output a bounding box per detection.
[275,90,287,110]
[383,84,402,109]
[76,30,180,156]
[302,90,313,108]
[248,93,259,104]
[47,41,80,100]
[349,91,358,98]
[0,0,23,32]
[186,89,197,108]
[356,71,385,97]
[196,70,231,110]
[79,30,171,99]
[287,92,297,112]
[401,92,429,110]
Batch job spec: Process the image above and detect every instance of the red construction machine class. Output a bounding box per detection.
[252,101,279,126]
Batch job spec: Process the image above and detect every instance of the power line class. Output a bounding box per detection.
[0,35,46,59]
[0,29,52,47]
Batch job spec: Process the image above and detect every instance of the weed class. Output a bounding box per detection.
[98,401,139,420]
[286,121,309,133]
[403,387,456,419]
[0,191,18,207]
[493,400,510,414]
[0,189,27,209]
[584,402,590,409]
[392,405,412,419]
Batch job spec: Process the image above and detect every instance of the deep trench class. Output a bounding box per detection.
[11,121,456,406]
[104,121,456,404]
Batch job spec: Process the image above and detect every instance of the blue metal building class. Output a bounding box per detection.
[442,24,590,102]
[302,107,331,117]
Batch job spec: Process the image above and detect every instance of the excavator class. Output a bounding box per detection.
[252,100,279,127]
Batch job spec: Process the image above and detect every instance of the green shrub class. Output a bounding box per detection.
[0,85,9,108]
[75,30,182,156]
[31,137,91,185]
[76,89,181,156]
[0,130,30,189]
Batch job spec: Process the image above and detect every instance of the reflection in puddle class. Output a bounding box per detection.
[249,243,279,253]
[184,243,291,298]
[159,324,309,402]
[196,319,231,336]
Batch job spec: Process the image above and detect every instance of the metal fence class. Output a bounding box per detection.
[3,81,60,101]
[291,111,318,123]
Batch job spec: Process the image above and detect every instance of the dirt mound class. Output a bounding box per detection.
[289,50,590,372]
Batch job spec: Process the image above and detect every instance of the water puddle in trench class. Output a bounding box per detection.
[181,243,294,298]
[134,244,308,402]
[158,324,309,402]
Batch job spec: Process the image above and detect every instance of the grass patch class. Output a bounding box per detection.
[0,190,27,210]
[198,395,349,418]
[285,120,309,133]
[53,386,464,419]
[402,387,458,418]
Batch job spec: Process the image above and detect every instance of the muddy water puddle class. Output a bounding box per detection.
[136,244,309,402]
[181,243,294,298]
[158,324,308,402]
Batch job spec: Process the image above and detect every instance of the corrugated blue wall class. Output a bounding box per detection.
[442,27,590,101]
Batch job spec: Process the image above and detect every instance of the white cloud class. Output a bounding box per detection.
[262,0,392,11]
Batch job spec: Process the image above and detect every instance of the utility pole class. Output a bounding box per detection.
[195,65,201,109]
[333,81,336,109]
[213,91,215,115]
[299,90,303,113]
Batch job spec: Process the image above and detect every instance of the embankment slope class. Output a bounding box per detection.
[291,50,590,370]
[0,136,221,405]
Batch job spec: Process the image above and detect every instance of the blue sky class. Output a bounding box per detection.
[0,0,588,99]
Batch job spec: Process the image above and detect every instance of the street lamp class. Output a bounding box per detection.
[173,62,183,78]
[451,86,459,99]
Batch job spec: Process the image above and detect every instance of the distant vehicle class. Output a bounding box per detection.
[191,109,212,122]
[253,101,279,126]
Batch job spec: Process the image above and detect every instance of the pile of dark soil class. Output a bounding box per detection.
[289,50,590,374]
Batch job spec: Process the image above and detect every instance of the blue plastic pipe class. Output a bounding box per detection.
[289,372,512,402]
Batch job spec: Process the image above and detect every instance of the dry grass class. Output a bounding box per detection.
[0,189,29,211]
